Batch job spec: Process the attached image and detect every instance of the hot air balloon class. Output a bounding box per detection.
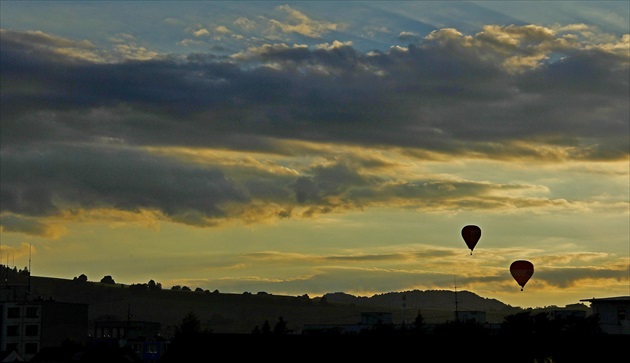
[510,260,534,291]
[461,225,481,255]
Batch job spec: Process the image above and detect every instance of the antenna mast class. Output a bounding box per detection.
[454,276,459,322]
[0,242,3,286]
[402,294,407,326]
[28,244,32,294]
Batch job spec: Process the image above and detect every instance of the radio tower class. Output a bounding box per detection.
[28,243,32,295]
[402,294,407,326]
[454,276,459,322]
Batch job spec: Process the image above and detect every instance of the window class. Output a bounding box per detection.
[147,344,158,354]
[7,307,19,318]
[24,342,38,354]
[5,343,18,353]
[26,307,38,318]
[6,325,19,336]
[25,324,39,336]
[131,343,142,354]
[619,307,627,321]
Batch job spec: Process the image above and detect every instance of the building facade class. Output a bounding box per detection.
[580,296,630,335]
[91,320,167,363]
[302,311,394,335]
[0,285,89,361]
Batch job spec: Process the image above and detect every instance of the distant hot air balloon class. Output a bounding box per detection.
[461,225,481,255]
[510,260,534,291]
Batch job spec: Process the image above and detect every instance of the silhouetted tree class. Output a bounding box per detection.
[412,310,428,335]
[175,311,202,338]
[500,311,554,338]
[171,285,181,291]
[500,311,534,337]
[100,275,115,284]
[19,266,29,276]
[160,312,212,362]
[433,319,489,337]
[532,311,555,337]
[181,286,191,291]
[147,279,162,291]
[273,316,290,335]
[129,283,147,291]
[501,311,605,339]
[561,314,604,336]
[261,320,271,334]
[361,319,396,335]
[73,274,88,283]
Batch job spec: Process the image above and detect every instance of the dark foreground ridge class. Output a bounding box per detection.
[5,270,629,363]
[158,334,628,363]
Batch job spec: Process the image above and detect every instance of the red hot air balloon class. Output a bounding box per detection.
[510,260,534,291]
[461,225,481,255]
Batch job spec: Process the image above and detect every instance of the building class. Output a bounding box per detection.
[358,311,393,325]
[91,320,167,363]
[1,285,89,361]
[549,309,587,320]
[580,296,630,335]
[456,310,486,324]
[302,311,394,335]
[0,349,25,362]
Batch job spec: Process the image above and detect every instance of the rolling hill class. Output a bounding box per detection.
[3,273,589,335]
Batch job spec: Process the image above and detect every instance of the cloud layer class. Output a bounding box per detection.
[2,24,628,234]
[0,3,628,307]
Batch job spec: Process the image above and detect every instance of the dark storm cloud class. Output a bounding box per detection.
[536,266,628,288]
[291,162,370,204]
[0,214,60,237]
[1,26,628,231]
[0,144,247,225]
[2,28,628,152]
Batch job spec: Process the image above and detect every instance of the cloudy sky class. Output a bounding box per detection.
[1,1,628,309]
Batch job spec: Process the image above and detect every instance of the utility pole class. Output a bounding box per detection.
[454,276,459,322]
[28,243,32,295]
[402,294,407,326]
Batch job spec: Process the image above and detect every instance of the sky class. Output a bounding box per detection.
[0,1,628,310]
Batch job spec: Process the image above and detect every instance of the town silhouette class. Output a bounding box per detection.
[1,266,627,362]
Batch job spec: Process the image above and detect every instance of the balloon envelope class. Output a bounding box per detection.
[461,225,481,254]
[510,260,534,291]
